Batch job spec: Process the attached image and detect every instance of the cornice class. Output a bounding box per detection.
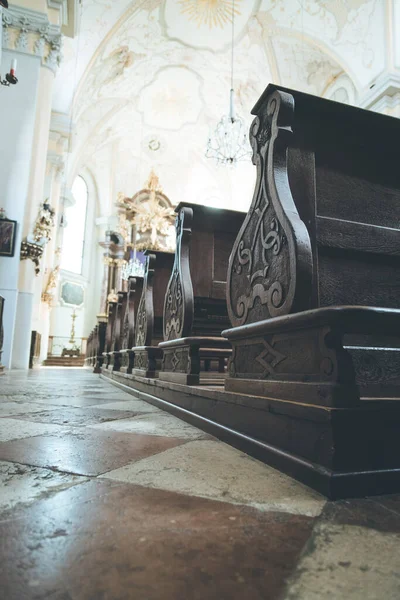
[2,5,62,73]
[358,71,400,109]
[48,0,79,39]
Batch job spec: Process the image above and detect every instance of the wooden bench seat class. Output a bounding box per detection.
[159,203,245,385]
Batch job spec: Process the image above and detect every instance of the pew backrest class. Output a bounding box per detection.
[164,203,246,341]
[227,85,400,329]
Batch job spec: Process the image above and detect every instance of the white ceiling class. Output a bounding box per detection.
[52,0,393,215]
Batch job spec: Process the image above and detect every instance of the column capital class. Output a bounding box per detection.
[2,5,62,73]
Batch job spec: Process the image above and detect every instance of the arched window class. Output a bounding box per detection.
[61,175,88,274]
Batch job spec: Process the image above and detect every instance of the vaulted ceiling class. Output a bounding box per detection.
[53,0,397,214]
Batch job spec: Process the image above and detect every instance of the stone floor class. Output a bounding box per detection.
[0,368,399,599]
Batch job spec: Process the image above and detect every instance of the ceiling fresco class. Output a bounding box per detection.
[52,0,389,215]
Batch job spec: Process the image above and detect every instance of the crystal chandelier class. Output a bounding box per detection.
[206,0,251,166]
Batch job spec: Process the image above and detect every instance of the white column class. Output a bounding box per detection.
[0,5,62,370]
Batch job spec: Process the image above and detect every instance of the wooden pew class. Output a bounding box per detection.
[119,276,144,374]
[159,203,245,385]
[102,301,117,370]
[93,320,107,373]
[224,83,400,405]
[107,291,127,372]
[85,328,94,367]
[132,250,174,378]
[0,295,4,375]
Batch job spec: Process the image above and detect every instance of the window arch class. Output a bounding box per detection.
[61,175,88,274]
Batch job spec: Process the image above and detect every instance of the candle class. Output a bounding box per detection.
[10,58,17,76]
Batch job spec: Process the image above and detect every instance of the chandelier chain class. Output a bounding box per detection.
[231,0,234,92]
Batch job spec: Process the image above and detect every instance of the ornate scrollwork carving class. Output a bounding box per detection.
[227,89,313,327]
[163,207,194,341]
[135,255,156,347]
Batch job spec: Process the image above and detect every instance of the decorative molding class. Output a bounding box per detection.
[2,5,62,73]
[370,92,400,116]
[359,72,400,110]
[48,0,79,39]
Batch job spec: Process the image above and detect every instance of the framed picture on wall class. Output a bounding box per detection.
[0,219,17,257]
[60,281,85,307]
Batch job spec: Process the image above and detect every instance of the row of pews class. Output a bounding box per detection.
[86,84,400,499]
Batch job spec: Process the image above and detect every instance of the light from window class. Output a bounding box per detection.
[61,175,88,274]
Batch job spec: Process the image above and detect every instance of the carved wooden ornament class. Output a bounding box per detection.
[163,207,194,341]
[227,89,313,327]
[135,254,156,347]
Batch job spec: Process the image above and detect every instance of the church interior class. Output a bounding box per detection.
[1,0,400,598]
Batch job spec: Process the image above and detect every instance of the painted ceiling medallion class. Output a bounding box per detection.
[148,138,161,151]
[178,0,242,29]
[163,0,255,50]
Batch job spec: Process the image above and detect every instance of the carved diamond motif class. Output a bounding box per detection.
[171,350,180,372]
[256,339,286,377]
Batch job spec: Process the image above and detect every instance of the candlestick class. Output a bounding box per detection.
[10,59,17,76]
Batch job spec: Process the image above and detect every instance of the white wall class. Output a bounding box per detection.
[0,50,41,368]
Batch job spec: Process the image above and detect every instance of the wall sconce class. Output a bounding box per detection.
[1,59,18,88]
[1,0,17,87]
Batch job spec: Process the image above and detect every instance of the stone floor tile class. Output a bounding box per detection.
[0,460,87,511]
[0,429,187,476]
[321,495,400,533]
[0,401,63,418]
[0,418,73,443]
[0,478,315,600]
[89,400,161,413]
[0,395,121,408]
[10,406,138,427]
[283,522,400,600]
[102,439,325,517]
[89,412,211,439]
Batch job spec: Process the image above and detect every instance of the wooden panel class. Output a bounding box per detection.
[315,164,400,228]
[153,267,171,317]
[190,229,213,298]
[318,250,400,309]
[211,281,226,300]
[213,231,236,283]
[317,216,400,257]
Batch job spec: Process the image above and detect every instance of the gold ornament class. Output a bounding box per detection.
[41,265,60,306]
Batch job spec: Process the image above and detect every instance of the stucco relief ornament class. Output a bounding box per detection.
[41,265,60,307]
